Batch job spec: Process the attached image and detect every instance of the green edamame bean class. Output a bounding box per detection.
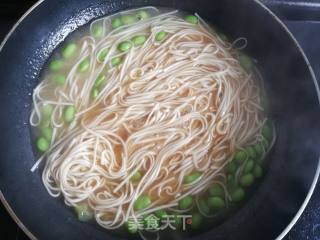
[111,18,123,29]
[155,31,167,42]
[41,127,52,141]
[134,195,151,211]
[262,121,273,141]
[94,74,106,88]
[74,204,93,222]
[98,48,109,62]
[184,15,198,24]
[239,53,253,71]
[92,25,103,38]
[111,57,122,67]
[36,137,49,152]
[131,171,142,182]
[131,35,147,46]
[121,15,136,25]
[49,59,63,71]
[53,74,66,85]
[179,196,193,210]
[253,164,263,178]
[243,159,255,174]
[63,105,76,123]
[198,199,210,215]
[226,161,237,174]
[118,41,133,52]
[136,10,149,20]
[184,171,201,184]
[91,88,98,99]
[246,146,256,159]
[230,188,245,202]
[126,219,138,234]
[234,150,247,164]
[78,58,90,72]
[208,184,224,197]
[191,212,203,229]
[155,209,167,219]
[207,197,225,209]
[41,104,53,117]
[240,173,255,187]
[62,43,77,59]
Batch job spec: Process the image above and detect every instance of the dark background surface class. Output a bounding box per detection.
[0,0,320,239]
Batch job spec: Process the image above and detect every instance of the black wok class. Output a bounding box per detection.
[0,0,319,239]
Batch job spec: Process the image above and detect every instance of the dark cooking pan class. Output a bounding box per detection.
[0,0,320,239]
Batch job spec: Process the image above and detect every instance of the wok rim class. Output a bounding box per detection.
[0,0,319,239]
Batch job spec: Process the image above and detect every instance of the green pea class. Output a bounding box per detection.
[78,58,90,72]
[227,174,237,190]
[207,197,225,209]
[240,173,255,187]
[261,138,269,150]
[91,88,99,99]
[184,171,201,184]
[62,43,77,59]
[234,150,247,164]
[53,74,66,85]
[253,142,263,157]
[239,53,253,71]
[136,10,149,20]
[179,196,193,210]
[98,48,109,62]
[172,214,182,228]
[243,159,255,174]
[41,127,52,141]
[121,15,137,25]
[246,146,256,159]
[118,41,133,52]
[74,204,93,222]
[111,18,123,29]
[191,212,203,229]
[36,137,49,152]
[49,59,63,71]
[41,105,53,118]
[131,35,147,46]
[253,164,263,178]
[92,25,103,38]
[230,188,245,202]
[208,184,224,197]
[131,171,142,182]
[198,199,210,215]
[184,15,198,24]
[226,161,237,174]
[40,118,51,128]
[155,209,167,219]
[111,56,122,67]
[155,31,167,42]
[94,74,106,88]
[262,121,273,141]
[126,219,138,234]
[63,105,76,123]
[134,195,151,211]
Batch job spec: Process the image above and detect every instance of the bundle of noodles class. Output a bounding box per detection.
[30,8,272,230]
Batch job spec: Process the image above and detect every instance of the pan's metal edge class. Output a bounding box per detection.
[0,1,44,239]
[0,0,319,240]
[254,1,320,239]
